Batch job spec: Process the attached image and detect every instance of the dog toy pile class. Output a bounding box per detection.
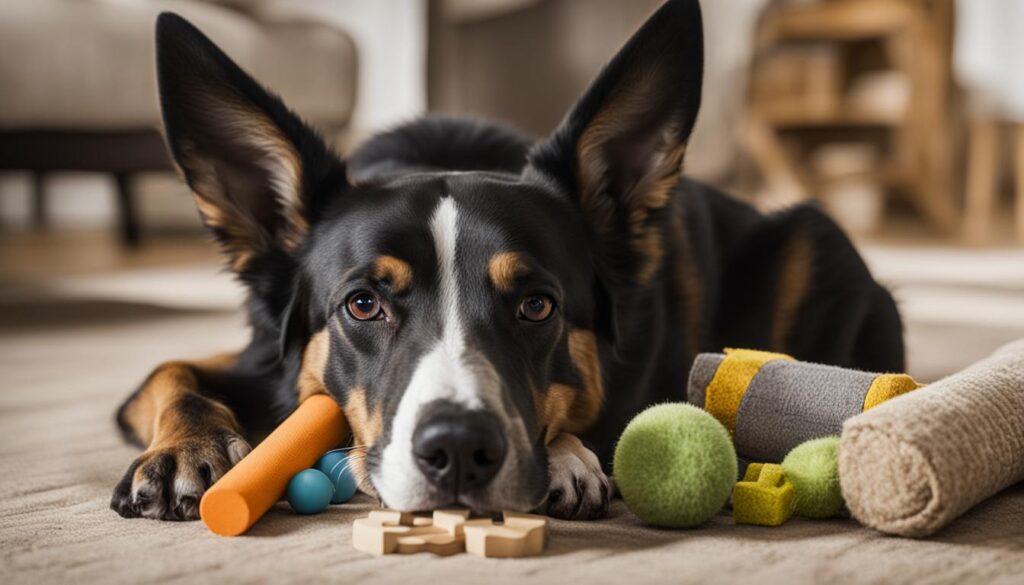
[840,339,1024,537]
[616,341,1024,537]
[732,436,843,526]
[613,403,737,527]
[353,509,547,558]
[687,348,921,462]
[199,394,349,536]
[314,450,360,504]
[285,450,358,515]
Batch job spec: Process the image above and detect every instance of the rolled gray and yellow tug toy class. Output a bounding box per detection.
[687,348,921,462]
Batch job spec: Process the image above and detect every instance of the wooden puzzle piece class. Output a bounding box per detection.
[464,512,547,558]
[352,509,547,558]
[353,509,470,556]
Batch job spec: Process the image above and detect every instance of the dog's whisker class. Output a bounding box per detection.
[325,444,366,454]
[322,445,371,490]
[330,456,363,478]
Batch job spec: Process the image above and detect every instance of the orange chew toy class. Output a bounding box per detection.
[200,394,349,536]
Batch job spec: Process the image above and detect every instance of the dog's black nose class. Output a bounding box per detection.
[412,409,507,492]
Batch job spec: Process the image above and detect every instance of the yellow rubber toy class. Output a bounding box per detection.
[732,463,795,527]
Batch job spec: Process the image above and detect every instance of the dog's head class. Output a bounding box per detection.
[155,0,702,512]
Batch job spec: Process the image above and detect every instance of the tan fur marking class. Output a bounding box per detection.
[630,136,686,286]
[184,150,265,273]
[538,329,605,442]
[575,66,686,286]
[180,99,306,272]
[772,233,813,351]
[343,387,381,489]
[297,329,331,403]
[633,229,664,285]
[487,252,528,293]
[670,205,702,362]
[539,384,576,444]
[372,255,414,293]
[339,389,380,493]
[119,364,189,447]
[121,353,242,448]
[577,74,647,237]
[249,114,307,252]
[152,393,240,449]
[567,329,604,430]
[345,447,371,493]
[344,386,383,448]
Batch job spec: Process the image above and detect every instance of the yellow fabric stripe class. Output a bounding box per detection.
[703,348,793,434]
[862,373,922,411]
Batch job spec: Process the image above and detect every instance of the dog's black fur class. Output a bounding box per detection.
[112,0,902,522]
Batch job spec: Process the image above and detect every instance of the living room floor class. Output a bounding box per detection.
[1,229,1023,584]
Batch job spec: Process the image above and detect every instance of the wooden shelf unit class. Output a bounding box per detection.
[744,0,957,232]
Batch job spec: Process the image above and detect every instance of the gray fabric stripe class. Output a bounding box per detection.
[687,353,725,408]
[734,360,875,462]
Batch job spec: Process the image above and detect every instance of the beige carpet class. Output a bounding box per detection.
[2,249,1024,584]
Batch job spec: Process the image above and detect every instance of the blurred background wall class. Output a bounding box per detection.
[0,0,426,232]
[1,0,1023,377]
[4,0,1024,244]
[3,0,1024,244]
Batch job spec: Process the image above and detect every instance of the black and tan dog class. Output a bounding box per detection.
[112,0,903,522]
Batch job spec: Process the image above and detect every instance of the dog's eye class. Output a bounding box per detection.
[518,295,555,322]
[346,291,383,321]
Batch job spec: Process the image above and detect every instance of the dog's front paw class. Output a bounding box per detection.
[111,430,251,521]
[545,433,611,520]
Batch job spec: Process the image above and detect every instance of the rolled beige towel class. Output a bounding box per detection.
[840,339,1024,537]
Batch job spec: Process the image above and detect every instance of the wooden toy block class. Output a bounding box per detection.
[352,510,548,558]
[464,512,547,558]
[353,509,470,556]
[732,463,795,527]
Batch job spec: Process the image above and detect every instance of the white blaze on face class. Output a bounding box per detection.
[373,197,534,511]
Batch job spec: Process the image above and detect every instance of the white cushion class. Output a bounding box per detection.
[0,0,357,130]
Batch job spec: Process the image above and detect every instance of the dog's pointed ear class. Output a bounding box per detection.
[528,0,703,286]
[156,12,345,271]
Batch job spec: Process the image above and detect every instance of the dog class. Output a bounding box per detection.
[111,0,903,522]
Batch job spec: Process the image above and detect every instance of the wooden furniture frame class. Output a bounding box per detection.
[745,0,957,233]
[963,121,1024,244]
[0,129,173,245]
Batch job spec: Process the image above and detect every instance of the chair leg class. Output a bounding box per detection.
[964,119,999,244]
[1016,124,1024,243]
[114,173,140,247]
[31,172,47,230]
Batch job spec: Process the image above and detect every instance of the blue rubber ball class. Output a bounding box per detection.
[315,451,358,504]
[287,469,334,514]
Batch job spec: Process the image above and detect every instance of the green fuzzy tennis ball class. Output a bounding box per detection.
[613,403,737,528]
[782,436,843,518]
